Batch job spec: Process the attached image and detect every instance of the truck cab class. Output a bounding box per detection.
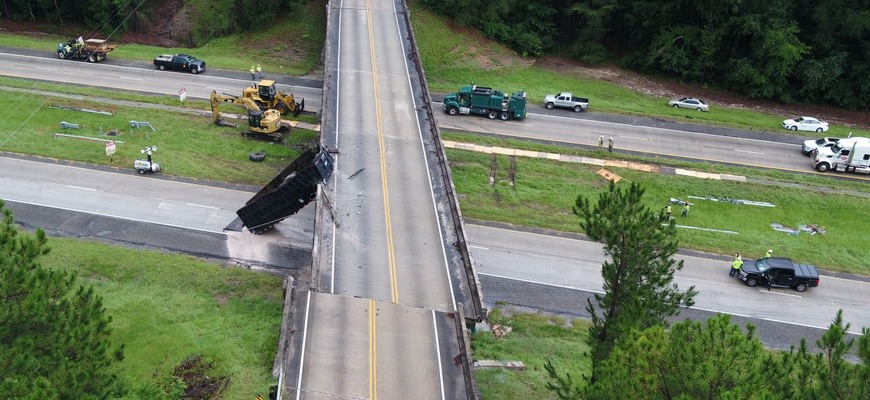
[443,85,527,121]
[812,137,870,173]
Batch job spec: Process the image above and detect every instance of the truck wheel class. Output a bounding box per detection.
[158,64,166,71]
[276,104,288,114]
[574,105,582,112]
[447,107,459,116]
[191,67,199,74]
[795,282,808,292]
[487,111,498,120]
[746,277,758,287]
[249,152,266,162]
[87,54,96,63]
[545,102,555,110]
[816,163,830,172]
[499,112,510,121]
[137,169,145,175]
[57,51,65,59]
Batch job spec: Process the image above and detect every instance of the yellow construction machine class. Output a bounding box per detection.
[210,90,291,142]
[242,80,305,116]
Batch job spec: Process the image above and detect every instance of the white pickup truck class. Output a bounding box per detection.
[544,92,589,112]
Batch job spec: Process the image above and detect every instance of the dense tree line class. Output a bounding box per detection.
[0,0,304,43]
[420,0,870,110]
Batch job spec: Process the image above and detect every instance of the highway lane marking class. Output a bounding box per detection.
[367,0,400,304]
[734,149,765,154]
[34,66,58,71]
[329,0,346,294]
[295,291,312,400]
[431,310,447,400]
[185,202,220,210]
[619,135,647,141]
[759,289,802,298]
[469,245,489,250]
[481,272,865,335]
[505,121,528,126]
[0,156,257,194]
[119,76,142,81]
[369,298,378,400]
[0,197,228,235]
[65,185,96,191]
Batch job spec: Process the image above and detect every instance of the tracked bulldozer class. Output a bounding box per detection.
[243,80,305,116]
[210,90,291,142]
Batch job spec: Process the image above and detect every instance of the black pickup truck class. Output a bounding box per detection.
[737,257,820,292]
[153,54,206,74]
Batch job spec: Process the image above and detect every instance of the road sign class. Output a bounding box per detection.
[105,140,116,156]
[179,87,187,102]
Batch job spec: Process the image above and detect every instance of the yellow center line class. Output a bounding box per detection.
[368,299,378,400]
[366,0,400,304]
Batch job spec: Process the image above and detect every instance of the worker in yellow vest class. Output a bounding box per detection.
[730,252,743,277]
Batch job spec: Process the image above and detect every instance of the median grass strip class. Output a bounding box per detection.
[444,133,870,274]
[41,237,284,399]
[0,89,319,185]
[473,307,591,399]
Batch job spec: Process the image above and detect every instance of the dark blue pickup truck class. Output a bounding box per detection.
[738,257,820,292]
[153,54,206,74]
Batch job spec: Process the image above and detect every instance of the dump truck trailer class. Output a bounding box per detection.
[57,37,116,62]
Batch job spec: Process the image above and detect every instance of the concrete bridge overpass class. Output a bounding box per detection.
[278,0,484,398]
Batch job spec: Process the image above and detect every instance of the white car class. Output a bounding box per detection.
[668,97,709,111]
[783,117,829,133]
[801,137,841,155]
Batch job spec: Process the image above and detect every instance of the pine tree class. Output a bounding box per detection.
[586,315,774,399]
[0,200,124,398]
[573,182,697,370]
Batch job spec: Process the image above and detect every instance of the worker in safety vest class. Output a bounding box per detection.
[730,252,743,277]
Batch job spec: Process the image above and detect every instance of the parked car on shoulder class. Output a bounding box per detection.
[543,92,589,112]
[153,54,206,74]
[802,136,842,155]
[737,257,820,292]
[783,116,828,133]
[668,97,708,111]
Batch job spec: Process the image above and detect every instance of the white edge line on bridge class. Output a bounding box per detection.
[1,197,227,235]
[295,291,312,400]
[432,310,446,400]
[478,272,865,335]
[392,0,457,312]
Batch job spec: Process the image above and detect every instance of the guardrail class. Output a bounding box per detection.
[400,0,487,323]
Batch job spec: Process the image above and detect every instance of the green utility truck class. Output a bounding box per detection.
[443,85,527,120]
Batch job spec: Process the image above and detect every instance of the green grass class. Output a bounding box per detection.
[40,237,284,399]
[473,307,590,398]
[444,133,870,274]
[408,2,869,138]
[0,0,326,76]
[0,89,319,185]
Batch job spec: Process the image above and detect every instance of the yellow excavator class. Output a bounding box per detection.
[242,80,304,116]
[210,90,291,142]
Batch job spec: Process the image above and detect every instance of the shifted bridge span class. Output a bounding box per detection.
[276,0,484,399]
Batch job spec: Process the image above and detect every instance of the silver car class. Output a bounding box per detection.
[668,97,709,111]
